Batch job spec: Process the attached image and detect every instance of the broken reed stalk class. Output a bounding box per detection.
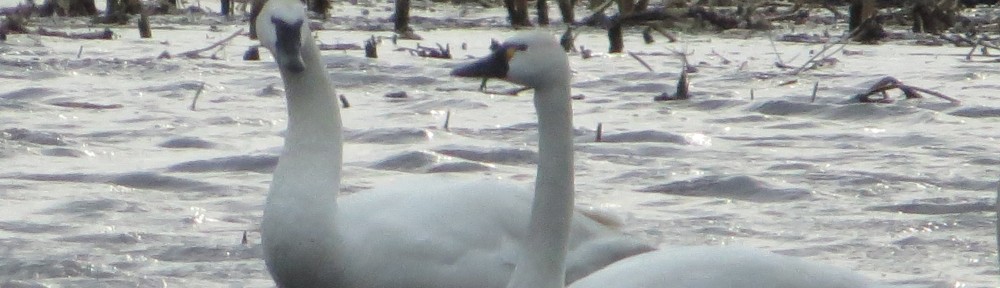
[674,63,689,100]
[811,82,818,103]
[791,23,869,75]
[628,51,653,72]
[364,37,377,58]
[190,82,205,111]
[642,27,654,44]
[767,31,786,66]
[339,94,350,108]
[595,122,603,142]
[560,26,574,52]
[791,36,849,74]
[443,110,451,131]
[966,42,978,60]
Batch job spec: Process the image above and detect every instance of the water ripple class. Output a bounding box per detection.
[636,175,813,202]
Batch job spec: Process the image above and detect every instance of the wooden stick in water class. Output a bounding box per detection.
[628,51,654,72]
[595,123,603,142]
[811,82,818,103]
[190,82,206,111]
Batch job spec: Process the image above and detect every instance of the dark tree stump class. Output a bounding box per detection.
[309,0,330,16]
[557,0,574,23]
[608,20,623,53]
[221,0,232,17]
[848,0,875,32]
[537,0,549,26]
[101,0,141,24]
[39,0,98,16]
[249,0,265,39]
[504,0,531,27]
[394,0,410,33]
[911,0,956,34]
[138,13,151,38]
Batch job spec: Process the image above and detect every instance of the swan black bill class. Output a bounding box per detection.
[272,17,306,73]
[451,47,509,79]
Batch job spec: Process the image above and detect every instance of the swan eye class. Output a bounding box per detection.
[504,44,528,61]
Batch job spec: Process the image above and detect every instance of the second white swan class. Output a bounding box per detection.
[452,31,897,288]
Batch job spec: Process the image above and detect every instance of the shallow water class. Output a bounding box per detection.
[1,2,999,287]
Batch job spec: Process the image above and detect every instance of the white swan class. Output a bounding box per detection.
[253,1,652,287]
[453,31,893,288]
[452,31,580,288]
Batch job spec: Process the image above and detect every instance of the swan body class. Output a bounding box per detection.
[569,246,873,288]
[455,31,898,288]
[255,1,652,287]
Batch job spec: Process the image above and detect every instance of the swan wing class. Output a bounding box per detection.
[335,176,652,287]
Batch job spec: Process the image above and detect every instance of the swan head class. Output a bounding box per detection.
[451,31,569,88]
[255,0,309,73]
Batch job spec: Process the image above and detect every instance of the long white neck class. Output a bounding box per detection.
[271,31,343,201]
[506,78,574,288]
[261,30,344,285]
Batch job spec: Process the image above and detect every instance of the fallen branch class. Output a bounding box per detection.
[50,101,123,109]
[853,76,959,105]
[36,27,112,40]
[646,23,677,42]
[628,51,653,72]
[396,43,451,59]
[319,43,362,51]
[168,28,245,59]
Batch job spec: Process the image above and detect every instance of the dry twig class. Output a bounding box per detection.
[170,28,245,59]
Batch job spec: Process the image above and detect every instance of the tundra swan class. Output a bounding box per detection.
[253,1,652,287]
[452,31,894,288]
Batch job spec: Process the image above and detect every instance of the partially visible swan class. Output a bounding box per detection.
[253,0,652,287]
[452,31,894,288]
[452,31,579,288]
